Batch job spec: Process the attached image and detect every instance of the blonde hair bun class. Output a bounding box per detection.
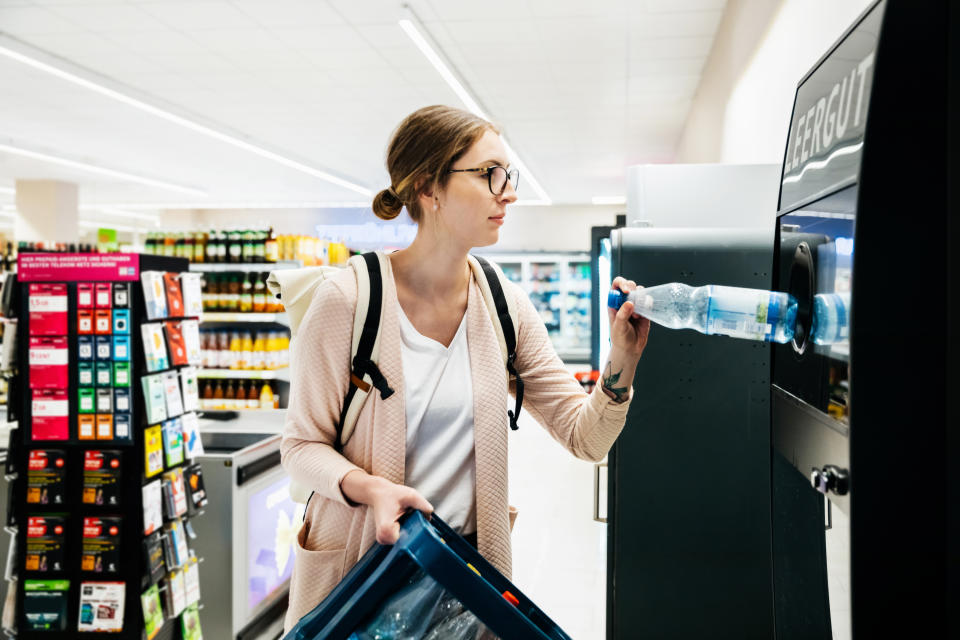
[372,187,404,220]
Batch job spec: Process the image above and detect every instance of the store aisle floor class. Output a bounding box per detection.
[509,407,607,640]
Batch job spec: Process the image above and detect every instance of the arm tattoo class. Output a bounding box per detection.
[602,362,630,403]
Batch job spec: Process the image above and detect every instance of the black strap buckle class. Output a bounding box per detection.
[353,356,395,400]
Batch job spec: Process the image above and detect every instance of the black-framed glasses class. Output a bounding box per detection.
[448,165,519,196]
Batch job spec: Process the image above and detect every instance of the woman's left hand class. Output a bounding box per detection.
[608,276,651,359]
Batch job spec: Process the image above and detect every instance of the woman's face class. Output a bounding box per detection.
[427,129,518,248]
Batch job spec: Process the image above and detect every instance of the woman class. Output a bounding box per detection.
[281,105,650,631]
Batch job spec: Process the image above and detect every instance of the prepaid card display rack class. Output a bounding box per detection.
[8,253,207,639]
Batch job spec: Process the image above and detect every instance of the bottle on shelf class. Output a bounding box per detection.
[212,380,224,409]
[241,229,254,263]
[259,382,275,410]
[252,332,265,370]
[253,273,267,313]
[608,283,798,344]
[239,274,253,313]
[224,380,236,409]
[226,275,240,311]
[227,332,242,369]
[193,230,206,263]
[202,275,215,312]
[240,332,253,370]
[246,381,260,409]
[265,229,278,263]
[227,230,242,263]
[217,331,231,368]
[201,380,214,410]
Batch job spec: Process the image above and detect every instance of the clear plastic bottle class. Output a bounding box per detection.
[811,292,850,345]
[608,283,798,344]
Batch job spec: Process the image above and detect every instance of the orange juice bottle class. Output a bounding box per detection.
[259,382,275,410]
[240,332,253,370]
[228,331,242,369]
[265,332,277,370]
[252,332,265,370]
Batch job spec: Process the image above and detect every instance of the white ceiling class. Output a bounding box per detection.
[0,0,726,208]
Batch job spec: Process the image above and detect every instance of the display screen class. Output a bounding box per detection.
[596,238,612,369]
[779,3,883,212]
[245,476,304,614]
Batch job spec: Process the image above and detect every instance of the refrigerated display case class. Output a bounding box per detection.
[481,253,591,363]
[770,2,957,638]
[589,219,624,371]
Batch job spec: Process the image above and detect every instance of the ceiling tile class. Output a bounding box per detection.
[0,6,85,34]
[270,26,369,50]
[353,23,413,48]
[422,0,534,22]
[47,4,166,32]
[106,29,209,55]
[527,0,627,19]
[644,0,727,13]
[187,28,288,53]
[325,0,404,25]
[629,10,724,38]
[629,35,715,60]
[231,0,344,28]
[138,1,260,31]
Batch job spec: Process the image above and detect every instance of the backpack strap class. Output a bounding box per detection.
[468,255,523,431]
[337,251,394,451]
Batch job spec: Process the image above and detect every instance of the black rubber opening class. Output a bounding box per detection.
[788,242,815,354]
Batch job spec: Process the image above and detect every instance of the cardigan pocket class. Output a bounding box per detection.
[285,525,347,632]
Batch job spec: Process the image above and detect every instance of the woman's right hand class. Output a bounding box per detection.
[340,469,433,545]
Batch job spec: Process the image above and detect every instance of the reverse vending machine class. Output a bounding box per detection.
[770,1,956,638]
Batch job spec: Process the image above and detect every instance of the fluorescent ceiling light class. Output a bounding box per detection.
[592,196,626,205]
[0,37,371,198]
[83,201,372,210]
[0,143,206,196]
[399,8,551,205]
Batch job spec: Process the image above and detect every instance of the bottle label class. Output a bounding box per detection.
[704,286,776,341]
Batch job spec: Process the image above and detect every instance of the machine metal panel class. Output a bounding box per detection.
[607,227,774,640]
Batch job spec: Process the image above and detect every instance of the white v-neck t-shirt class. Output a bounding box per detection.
[398,306,477,535]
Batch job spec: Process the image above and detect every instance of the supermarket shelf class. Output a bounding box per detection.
[201,312,288,325]
[198,368,290,381]
[189,260,301,273]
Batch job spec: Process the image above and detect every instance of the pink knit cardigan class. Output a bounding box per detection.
[281,257,633,631]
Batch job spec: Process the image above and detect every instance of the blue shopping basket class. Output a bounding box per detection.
[284,510,573,640]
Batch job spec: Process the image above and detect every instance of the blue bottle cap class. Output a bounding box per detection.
[608,290,628,310]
